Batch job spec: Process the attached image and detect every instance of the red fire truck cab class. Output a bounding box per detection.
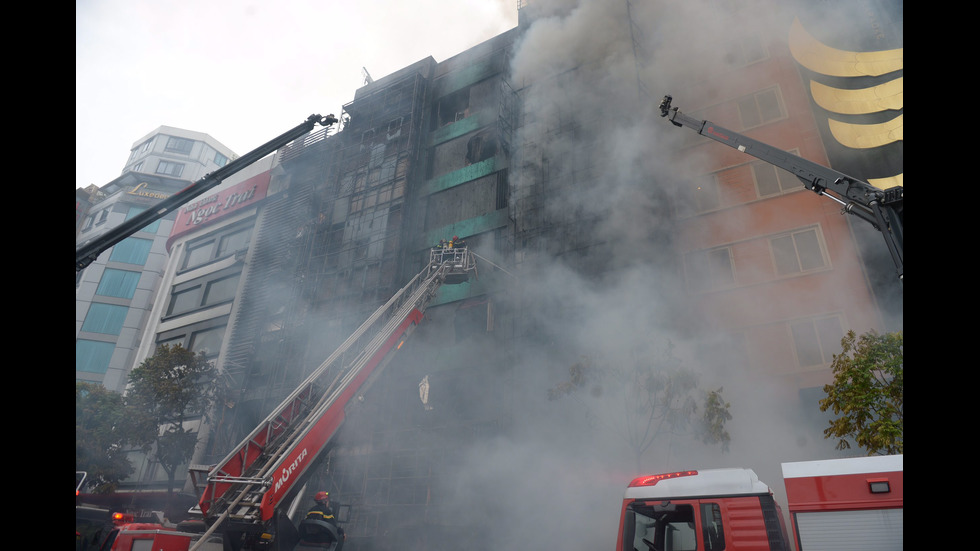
[617,455,903,551]
[616,468,791,551]
[781,454,903,550]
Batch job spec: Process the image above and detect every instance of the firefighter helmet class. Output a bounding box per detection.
[314,491,329,502]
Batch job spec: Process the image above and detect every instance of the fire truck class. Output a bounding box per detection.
[76,114,479,550]
[781,454,903,550]
[616,454,903,551]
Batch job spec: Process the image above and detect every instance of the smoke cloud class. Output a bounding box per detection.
[414,0,901,549]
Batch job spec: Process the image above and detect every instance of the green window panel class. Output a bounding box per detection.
[109,237,153,266]
[126,206,161,233]
[420,157,500,197]
[428,110,498,147]
[422,208,510,252]
[76,339,115,373]
[96,268,141,299]
[81,303,129,335]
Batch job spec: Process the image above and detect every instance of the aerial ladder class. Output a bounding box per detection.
[187,246,477,550]
[658,95,903,281]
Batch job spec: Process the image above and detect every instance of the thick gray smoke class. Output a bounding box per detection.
[424,1,899,549]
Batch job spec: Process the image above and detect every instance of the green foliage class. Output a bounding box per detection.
[701,388,732,451]
[126,344,218,497]
[76,382,139,494]
[549,341,732,470]
[820,330,903,455]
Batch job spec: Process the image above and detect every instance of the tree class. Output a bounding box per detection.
[126,344,218,504]
[820,330,903,455]
[76,382,140,494]
[549,342,732,471]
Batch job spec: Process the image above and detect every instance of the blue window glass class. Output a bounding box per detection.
[126,207,161,234]
[109,237,153,265]
[76,339,115,373]
[96,268,141,299]
[81,303,129,335]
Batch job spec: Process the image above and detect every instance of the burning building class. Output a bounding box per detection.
[80,0,901,548]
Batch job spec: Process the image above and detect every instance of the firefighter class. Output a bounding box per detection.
[306,491,345,549]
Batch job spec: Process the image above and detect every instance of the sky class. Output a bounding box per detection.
[75,0,519,191]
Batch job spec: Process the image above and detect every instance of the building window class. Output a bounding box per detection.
[165,136,195,154]
[76,339,116,374]
[157,319,228,360]
[126,206,161,234]
[217,226,252,256]
[465,131,499,165]
[691,175,722,213]
[189,326,225,359]
[686,246,735,292]
[182,224,253,271]
[204,273,241,305]
[166,269,241,316]
[109,237,153,266]
[97,208,110,225]
[737,87,785,129]
[753,158,798,197]
[132,161,144,173]
[435,88,470,127]
[156,160,185,177]
[790,315,844,367]
[727,35,768,66]
[95,268,141,299]
[214,151,228,167]
[386,117,403,140]
[770,227,826,276]
[361,129,376,146]
[168,285,202,316]
[81,303,129,335]
[184,240,216,270]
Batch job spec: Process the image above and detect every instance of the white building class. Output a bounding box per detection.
[76,127,237,392]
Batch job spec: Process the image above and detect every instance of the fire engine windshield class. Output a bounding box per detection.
[623,503,697,551]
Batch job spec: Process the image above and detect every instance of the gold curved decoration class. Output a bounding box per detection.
[810,77,903,115]
[789,17,903,77]
[868,174,903,189]
[828,114,903,149]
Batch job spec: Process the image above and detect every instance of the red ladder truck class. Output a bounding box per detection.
[616,454,903,551]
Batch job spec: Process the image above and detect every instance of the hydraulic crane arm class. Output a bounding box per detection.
[75,114,338,272]
[659,95,902,281]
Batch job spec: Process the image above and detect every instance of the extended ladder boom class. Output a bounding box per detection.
[191,247,476,538]
[659,95,903,281]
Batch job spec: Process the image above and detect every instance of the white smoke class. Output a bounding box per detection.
[428,1,896,548]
